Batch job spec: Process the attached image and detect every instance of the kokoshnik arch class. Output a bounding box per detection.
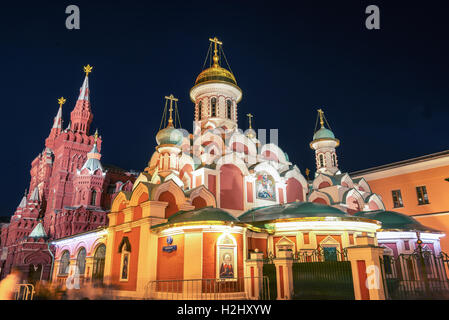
[0,38,444,299]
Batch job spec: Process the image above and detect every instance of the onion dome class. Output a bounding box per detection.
[313,127,335,140]
[156,126,183,146]
[195,65,237,86]
[310,109,340,147]
[239,202,351,223]
[354,210,442,233]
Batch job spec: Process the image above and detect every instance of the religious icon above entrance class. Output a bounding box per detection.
[256,173,276,201]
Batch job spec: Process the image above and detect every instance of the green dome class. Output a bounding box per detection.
[156,126,183,146]
[239,202,350,223]
[152,207,238,229]
[312,127,335,140]
[354,210,441,232]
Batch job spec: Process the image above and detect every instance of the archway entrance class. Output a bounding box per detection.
[92,244,106,286]
[28,264,43,284]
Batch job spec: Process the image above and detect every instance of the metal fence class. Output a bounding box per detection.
[380,251,449,299]
[144,277,271,300]
[14,284,35,300]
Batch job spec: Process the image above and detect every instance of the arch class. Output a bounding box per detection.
[118,236,131,253]
[76,247,86,275]
[110,191,130,213]
[308,190,332,205]
[356,178,371,193]
[59,250,70,275]
[228,132,257,156]
[152,179,186,203]
[129,182,151,207]
[253,162,282,183]
[340,173,354,189]
[365,193,385,211]
[344,189,365,215]
[312,173,333,190]
[192,197,207,209]
[164,173,185,188]
[189,185,216,208]
[216,153,249,176]
[92,243,106,284]
[193,131,225,156]
[219,164,244,211]
[286,177,304,202]
[260,143,287,163]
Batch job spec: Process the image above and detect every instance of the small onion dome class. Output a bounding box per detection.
[354,210,442,233]
[195,65,237,86]
[313,127,335,140]
[245,128,257,139]
[151,206,238,229]
[239,202,351,223]
[156,126,183,146]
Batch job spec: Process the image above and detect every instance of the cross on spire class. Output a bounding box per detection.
[209,37,222,66]
[164,94,178,127]
[317,109,325,128]
[246,113,254,129]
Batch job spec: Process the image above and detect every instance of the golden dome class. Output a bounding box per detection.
[194,64,237,86]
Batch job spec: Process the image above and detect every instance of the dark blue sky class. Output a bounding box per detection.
[1,0,448,216]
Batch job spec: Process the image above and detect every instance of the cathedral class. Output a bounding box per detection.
[0,38,444,299]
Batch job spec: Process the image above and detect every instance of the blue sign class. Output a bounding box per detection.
[166,236,173,245]
[162,245,177,253]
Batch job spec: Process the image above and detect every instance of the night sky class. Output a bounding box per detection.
[1,1,448,216]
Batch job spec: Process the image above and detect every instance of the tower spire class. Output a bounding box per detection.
[246,113,253,129]
[70,65,94,134]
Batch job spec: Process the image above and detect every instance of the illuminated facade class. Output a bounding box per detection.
[0,38,444,299]
[47,38,444,299]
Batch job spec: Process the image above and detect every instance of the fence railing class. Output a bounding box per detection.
[144,277,270,300]
[14,284,35,300]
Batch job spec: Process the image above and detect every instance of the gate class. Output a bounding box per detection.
[292,248,355,300]
[262,253,277,300]
[380,251,449,300]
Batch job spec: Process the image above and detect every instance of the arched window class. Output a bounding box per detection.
[211,98,217,117]
[332,154,337,167]
[92,244,106,284]
[198,101,202,120]
[59,250,70,275]
[76,247,86,275]
[226,100,232,119]
[319,154,325,168]
[90,189,97,206]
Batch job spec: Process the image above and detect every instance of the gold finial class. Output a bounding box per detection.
[84,64,93,77]
[94,128,98,142]
[209,37,222,67]
[317,109,325,128]
[305,168,310,180]
[246,113,253,129]
[58,97,66,108]
[164,94,178,127]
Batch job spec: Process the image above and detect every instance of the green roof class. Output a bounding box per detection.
[151,206,238,229]
[354,210,441,233]
[239,202,350,223]
[312,127,335,140]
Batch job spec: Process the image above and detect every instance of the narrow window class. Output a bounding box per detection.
[211,98,217,117]
[76,247,86,275]
[392,190,403,208]
[90,189,97,206]
[332,154,337,166]
[416,186,429,205]
[198,101,202,120]
[319,154,324,167]
[226,100,232,119]
[59,251,70,275]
